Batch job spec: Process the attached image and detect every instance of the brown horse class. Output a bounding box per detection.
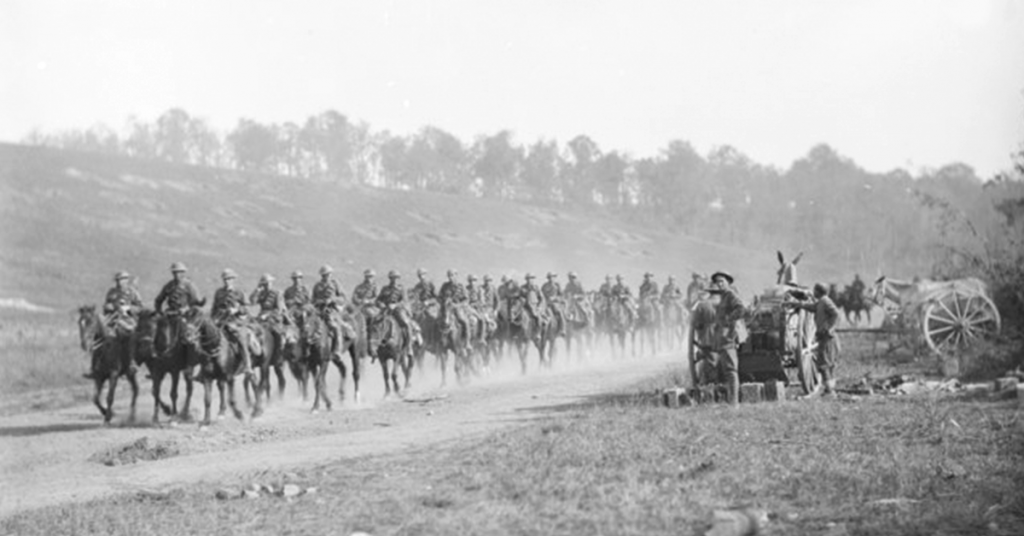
[367,308,414,398]
[505,296,556,374]
[564,294,595,361]
[77,306,139,424]
[132,309,197,423]
[302,305,366,412]
[181,310,262,425]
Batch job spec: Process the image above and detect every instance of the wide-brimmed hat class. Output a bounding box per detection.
[483,274,492,282]
[363,269,375,278]
[259,273,274,284]
[546,272,557,279]
[170,262,187,273]
[114,271,131,281]
[388,270,400,279]
[222,268,238,281]
[417,268,427,276]
[524,273,535,280]
[319,265,333,276]
[467,274,477,281]
[644,272,653,278]
[568,272,577,278]
[447,269,458,277]
[710,271,734,284]
[291,270,303,279]
[615,274,623,281]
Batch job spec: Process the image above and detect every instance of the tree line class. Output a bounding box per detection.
[22,108,1024,292]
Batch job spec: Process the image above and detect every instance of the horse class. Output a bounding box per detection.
[563,293,595,361]
[636,295,661,356]
[180,310,263,425]
[840,283,872,326]
[660,297,688,350]
[77,306,139,424]
[303,304,367,412]
[468,305,498,373]
[132,308,197,423]
[776,250,804,285]
[249,311,297,404]
[411,299,444,377]
[505,296,556,374]
[367,306,414,398]
[606,297,636,358]
[438,299,477,385]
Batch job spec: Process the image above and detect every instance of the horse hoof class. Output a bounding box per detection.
[232,410,244,421]
[310,408,319,415]
[252,408,264,419]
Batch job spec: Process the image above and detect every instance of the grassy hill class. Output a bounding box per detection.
[0,143,846,311]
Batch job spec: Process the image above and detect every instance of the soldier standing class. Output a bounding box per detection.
[788,283,841,396]
[709,271,746,406]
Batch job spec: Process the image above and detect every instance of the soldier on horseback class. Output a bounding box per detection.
[639,273,659,303]
[154,261,204,362]
[438,269,472,338]
[376,270,417,347]
[312,264,347,357]
[251,273,288,334]
[410,268,437,306]
[521,273,548,327]
[352,269,379,308]
[202,268,254,381]
[661,276,683,304]
[284,270,310,310]
[686,273,705,307]
[542,272,566,336]
[85,271,144,379]
[480,275,499,312]
[611,274,634,305]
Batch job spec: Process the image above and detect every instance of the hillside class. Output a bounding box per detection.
[0,143,845,310]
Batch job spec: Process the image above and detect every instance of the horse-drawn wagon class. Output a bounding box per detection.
[688,286,821,397]
[869,276,1001,366]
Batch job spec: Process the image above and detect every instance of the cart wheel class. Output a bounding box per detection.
[923,291,1001,357]
[795,310,821,395]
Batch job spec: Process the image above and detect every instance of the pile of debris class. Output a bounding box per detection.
[838,370,1023,401]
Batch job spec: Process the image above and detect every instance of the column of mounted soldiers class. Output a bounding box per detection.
[85,261,702,380]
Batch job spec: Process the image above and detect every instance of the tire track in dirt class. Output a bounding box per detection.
[0,353,682,518]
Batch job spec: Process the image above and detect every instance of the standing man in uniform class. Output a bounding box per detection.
[709,271,746,406]
[154,262,204,361]
[788,283,841,396]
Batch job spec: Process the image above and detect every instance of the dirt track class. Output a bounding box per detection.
[0,352,681,518]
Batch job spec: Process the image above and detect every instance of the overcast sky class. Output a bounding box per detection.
[2,0,1022,177]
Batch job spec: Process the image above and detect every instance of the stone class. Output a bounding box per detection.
[242,489,260,499]
[281,484,302,498]
[214,488,237,500]
[739,383,763,404]
[663,388,685,408]
[763,380,785,402]
[706,508,766,536]
[304,486,318,495]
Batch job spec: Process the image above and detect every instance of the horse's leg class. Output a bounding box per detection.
[201,379,214,426]
[350,346,362,405]
[310,363,322,413]
[151,374,164,423]
[170,370,180,416]
[335,354,348,406]
[127,370,139,423]
[105,376,119,424]
[380,356,392,399]
[439,349,449,388]
[228,377,244,421]
[94,377,107,422]
[180,373,194,422]
[275,363,287,400]
[217,377,228,419]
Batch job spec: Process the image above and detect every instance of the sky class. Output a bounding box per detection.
[2,0,1023,177]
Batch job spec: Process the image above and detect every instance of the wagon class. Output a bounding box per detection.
[688,286,821,395]
[869,276,1001,363]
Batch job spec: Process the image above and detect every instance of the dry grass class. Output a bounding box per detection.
[5,342,1023,536]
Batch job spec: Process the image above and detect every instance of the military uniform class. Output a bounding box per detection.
[209,283,252,377]
[411,279,436,304]
[521,279,547,323]
[661,281,683,303]
[284,283,310,310]
[711,277,745,406]
[598,280,614,298]
[352,280,378,307]
[541,280,562,301]
[793,290,840,393]
[479,282,498,311]
[155,278,202,314]
[639,279,659,302]
[611,281,632,300]
[312,278,345,310]
[104,285,143,316]
[438,280,468,304]
[376,280,414,342]
[251,287,284,315]
[564,278,585,298]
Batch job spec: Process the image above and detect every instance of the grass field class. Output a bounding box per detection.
[4,342,1022,536]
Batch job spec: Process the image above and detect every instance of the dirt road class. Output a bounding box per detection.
[0,352,682,518]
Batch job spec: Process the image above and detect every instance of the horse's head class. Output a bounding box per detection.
[76,305,104,352]
[869,275,888,306]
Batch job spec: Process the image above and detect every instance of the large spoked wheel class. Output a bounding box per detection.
[794,309,821,395]
[923,291,1001,357]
